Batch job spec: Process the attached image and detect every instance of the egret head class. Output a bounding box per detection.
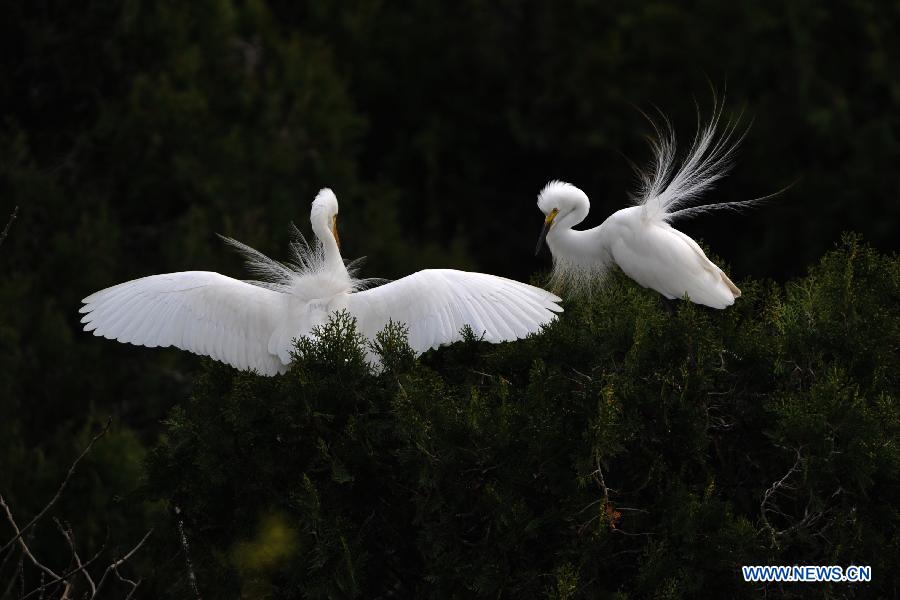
[311,188,340,249]
[535,181,590,255]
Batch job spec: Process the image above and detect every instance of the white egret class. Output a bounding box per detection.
[534,106,770,309]
[80,189,562,375]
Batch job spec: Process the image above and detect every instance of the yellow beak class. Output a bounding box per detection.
[332,215,340,250]
[544,208,559,225]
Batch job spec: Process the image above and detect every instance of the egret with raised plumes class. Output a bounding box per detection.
[80,189,562,375]
[534,105,771,309]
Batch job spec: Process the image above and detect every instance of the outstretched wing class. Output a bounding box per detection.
[80,271,290,375]
[347,269,562,355]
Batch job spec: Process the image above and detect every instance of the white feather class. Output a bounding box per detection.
[218,224,378,300]
[348,270,561,358]
[538,181,611,297]
[633,98,778,223]
[81,189,563,374]
[81,272,291,375]
[534,99,772,308]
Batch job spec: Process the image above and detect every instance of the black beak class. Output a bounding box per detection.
[535,221,552,256]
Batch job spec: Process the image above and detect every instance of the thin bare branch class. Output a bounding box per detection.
[758,446,841,548]
[0,496,60,581]
[760,446,804,547]
[0,206,18,249]
[92,529,152,599]
[19,536,108,600]
[0,418,111,555]
[53,518,96,596]
[114,565,142,600]
[122,576,142,600]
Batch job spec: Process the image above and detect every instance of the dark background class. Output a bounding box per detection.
[0,0,897,594]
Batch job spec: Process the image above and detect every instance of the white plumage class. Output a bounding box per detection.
[81,189,562,375]
[534,103,769,309]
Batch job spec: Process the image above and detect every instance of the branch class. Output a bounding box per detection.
[758,446,844,547]
[589,450,611,503]
[18,535,108,600]
[54,518,96,597]
[0,206,18,249]
[0,418,111,555]
[760,446,804,546]
[0,497,59,581]
[92,529,152,599]
[114,564,141,597]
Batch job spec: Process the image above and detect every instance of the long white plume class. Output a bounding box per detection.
[219,224,382,300]
[634,99,771,223]
[547,254,609,299]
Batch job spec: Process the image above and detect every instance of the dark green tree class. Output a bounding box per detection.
[146,236,899,598]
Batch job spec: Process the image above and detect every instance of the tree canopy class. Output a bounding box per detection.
[144,236,899,598]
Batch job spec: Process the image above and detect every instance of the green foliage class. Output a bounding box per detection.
[146,237,899,598]
[1,1,897,596]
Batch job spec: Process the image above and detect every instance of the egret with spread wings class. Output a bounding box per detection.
[80,189,562,375]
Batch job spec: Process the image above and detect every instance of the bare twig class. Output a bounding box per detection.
[114,564,140,589]
[19,528,149,600]
[0,496,60,581]
[578,452,612,536]
[0,418,149,600]
[18,537,108,600]
[92,529,152,599]
[0,418,111,555]
[760,446,804,547]
[590,451,610,503]
[121,573,143,600]
[54,518,96,596]
[759,446,842,548]
[581,451,654,538]
[0,206,17,249]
